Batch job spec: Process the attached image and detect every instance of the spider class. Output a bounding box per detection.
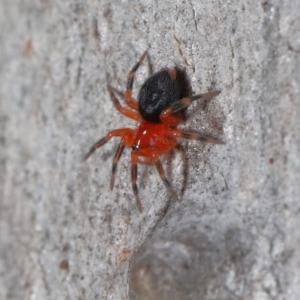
[84,51,223,211]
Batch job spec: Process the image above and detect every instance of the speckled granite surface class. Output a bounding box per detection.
[1,1,299,299]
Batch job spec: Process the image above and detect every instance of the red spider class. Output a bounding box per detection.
[85,52,223,211]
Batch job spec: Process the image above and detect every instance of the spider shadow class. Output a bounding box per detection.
[165,143,190,199]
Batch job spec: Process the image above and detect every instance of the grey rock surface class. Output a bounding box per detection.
[1,0,299,299]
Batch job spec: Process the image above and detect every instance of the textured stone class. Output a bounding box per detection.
[1,0,299,299]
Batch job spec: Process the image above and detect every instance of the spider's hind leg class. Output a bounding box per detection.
[160,90,221,123]
[167,129,224,144]
[107,85,142,122]
[125,51,147,109]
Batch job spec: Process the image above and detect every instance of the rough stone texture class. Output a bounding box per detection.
[1,0,299,299]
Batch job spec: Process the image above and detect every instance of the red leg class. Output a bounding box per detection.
[131,152,142,212]
[107,85,142,122]
[160,90,221,124]
[154,159,179,201]
[84,128,134,160]
[125,51,147,110]
[110,140,125,190]
[167,128,224,144]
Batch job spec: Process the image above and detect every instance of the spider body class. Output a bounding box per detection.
[132,122,178,162]
[85,52,223,211]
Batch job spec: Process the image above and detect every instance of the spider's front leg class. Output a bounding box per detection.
[131,152,142,212]
[110,140,125,190]
[131,153,179,212]
[85,128,136,189]
[84,128,134,160]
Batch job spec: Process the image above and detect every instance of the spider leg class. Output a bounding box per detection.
[107,85,142,122]
[160,90,221,123]
[167,129,224,144]
[125,51,147,110]
[155,159,179,201]
[110,140,125,190]
[84,128,133,160]
[131,153,142,212]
